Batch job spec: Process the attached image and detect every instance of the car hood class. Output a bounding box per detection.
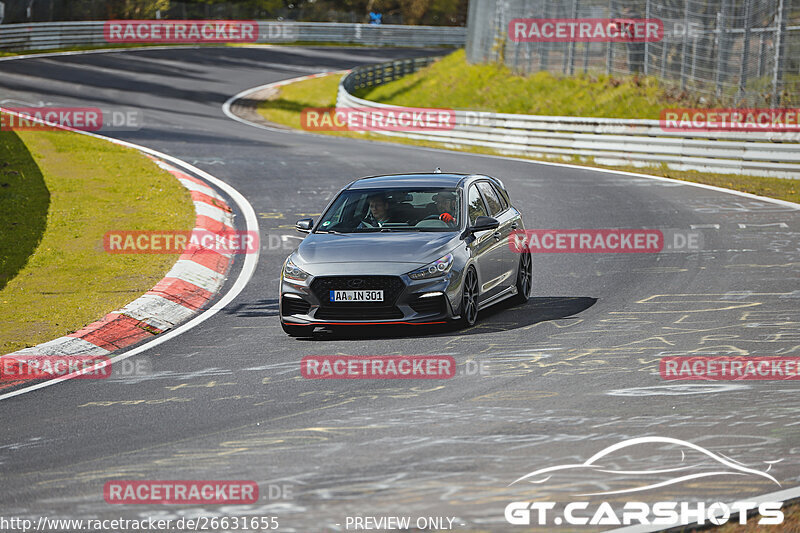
[295,232,459,267]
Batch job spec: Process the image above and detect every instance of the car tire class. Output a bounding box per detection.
[456,266,480,328]
[281,322,315,337]
[512,251,532,305]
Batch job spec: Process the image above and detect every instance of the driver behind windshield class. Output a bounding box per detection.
[360,193,395,228]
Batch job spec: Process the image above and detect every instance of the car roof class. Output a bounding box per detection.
[347,173,470,189]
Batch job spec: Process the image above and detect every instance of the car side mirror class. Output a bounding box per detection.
[470,216,499,233]
[295,218,314,233]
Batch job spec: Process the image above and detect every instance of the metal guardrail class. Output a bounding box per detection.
[337,58,800,178]
[342,57,437,93]
[0,21,466,51]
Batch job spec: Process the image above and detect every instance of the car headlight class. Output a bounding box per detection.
[283,256,310,282]
[407,253,454,280]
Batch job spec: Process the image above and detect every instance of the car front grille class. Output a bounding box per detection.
[310,276,405,305]
[311,276,406,321]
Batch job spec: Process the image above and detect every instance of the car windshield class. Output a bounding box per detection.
[315,187,461,233]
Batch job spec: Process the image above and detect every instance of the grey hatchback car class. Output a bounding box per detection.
[279,173,531,337]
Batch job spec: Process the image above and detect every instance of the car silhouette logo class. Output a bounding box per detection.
[347,279,364,288]
[508,436,783,496]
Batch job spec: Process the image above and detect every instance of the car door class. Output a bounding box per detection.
[466,183,503,301]
[478,181,519,289]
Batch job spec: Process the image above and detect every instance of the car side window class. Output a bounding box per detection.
[477,181,503,216]
[467,185,488,225]
[492,183,509,210]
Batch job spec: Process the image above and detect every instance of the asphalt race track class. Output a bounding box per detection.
[1,46,799,532]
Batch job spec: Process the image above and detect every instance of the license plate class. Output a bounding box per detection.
[330,290,384,302]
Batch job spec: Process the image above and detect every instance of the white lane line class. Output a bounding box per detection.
[0,110,260,402]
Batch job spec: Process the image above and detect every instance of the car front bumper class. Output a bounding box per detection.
[280,270,461,326]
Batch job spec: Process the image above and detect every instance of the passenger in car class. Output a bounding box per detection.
[431,191,458,225]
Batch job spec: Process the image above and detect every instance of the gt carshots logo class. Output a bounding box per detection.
[504,437,784,527]
[504,500,782,526]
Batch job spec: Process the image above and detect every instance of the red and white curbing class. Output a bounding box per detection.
[1,157,235,386]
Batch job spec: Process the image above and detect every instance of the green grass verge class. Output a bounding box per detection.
[256,72,799,205]
[0,120,195,354]
[357,49,710,119]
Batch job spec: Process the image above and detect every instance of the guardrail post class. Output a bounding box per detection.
[605,0,613,75]
[583,42,590,74]
[565,0,577,75]
[541,0,550,71]
[679,0,690,91]
[771,0,787,108]
[643,0,650,76]
[737,0,752,103]
[714,0,729,97]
